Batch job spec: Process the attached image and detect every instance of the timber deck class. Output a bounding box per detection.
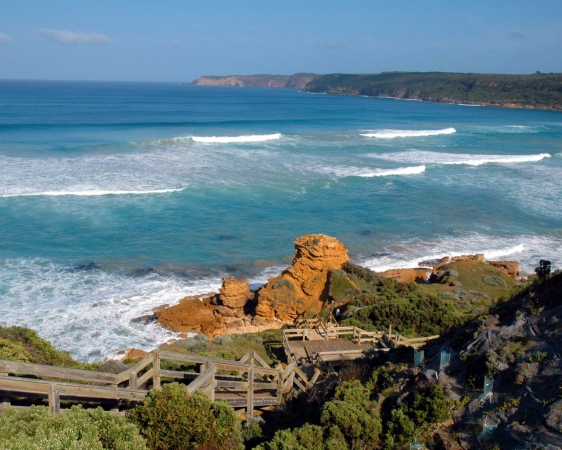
[304,339,373,359]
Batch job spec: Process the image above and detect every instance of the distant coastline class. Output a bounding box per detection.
[192,71,562,111]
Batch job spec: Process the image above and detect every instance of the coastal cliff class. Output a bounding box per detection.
[192,71,562,110]
[191,73,317,90]
[305,72,562,110]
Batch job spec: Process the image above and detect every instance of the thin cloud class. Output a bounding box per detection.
[38,29,111,45]
[0,32,12,44]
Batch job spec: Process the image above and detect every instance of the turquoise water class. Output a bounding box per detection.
[1,80,561,360]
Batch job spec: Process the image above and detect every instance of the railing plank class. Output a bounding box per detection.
[0,360,118,384]
[137,368,154,388]
[186,364,216,394]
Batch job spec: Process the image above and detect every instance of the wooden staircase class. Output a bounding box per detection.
[0,349,319,418]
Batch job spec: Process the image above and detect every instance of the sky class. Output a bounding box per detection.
[1,0,561,82]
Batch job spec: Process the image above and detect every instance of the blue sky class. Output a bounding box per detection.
[1,0,561,81]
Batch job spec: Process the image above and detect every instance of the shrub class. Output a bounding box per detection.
[128,383,243,450]
[342,262,381,283]
[0,326,83,367]
[385,408,416,447]
[0,337,32,362]
[328,269,361,302]
[320,400,382,448]
[529,351,547,363]
[535,259,552,281]
[482,276,507,288]
[410,386,450,426]
[212,335,233,346]
[0,405,146,450]
[253,423,326,450]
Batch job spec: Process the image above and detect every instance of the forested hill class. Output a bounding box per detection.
[304,72,562,110]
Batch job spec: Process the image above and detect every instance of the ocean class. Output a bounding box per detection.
[1,80,561,361]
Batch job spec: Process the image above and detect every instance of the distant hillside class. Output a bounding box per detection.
[191,73,317,90]
[305,72,562,110]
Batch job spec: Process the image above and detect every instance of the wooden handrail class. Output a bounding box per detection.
[0,360,119,385]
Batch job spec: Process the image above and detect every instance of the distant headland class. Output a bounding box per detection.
[191,71,562,110]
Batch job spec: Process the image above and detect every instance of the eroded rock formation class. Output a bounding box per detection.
[253,234,349,323]
[155,234,350,337]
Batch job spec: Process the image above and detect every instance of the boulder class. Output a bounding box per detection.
[119,348,148,362]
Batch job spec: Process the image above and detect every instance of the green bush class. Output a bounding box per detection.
[0,337,32,362]
[319,380,382,448]
[410,386,450,426]
[0,405,146,450]
[128,383,243,450]
[342,262,381,283]
[0,326,88,368]
[385,408,416,448]
[328,269,361,302]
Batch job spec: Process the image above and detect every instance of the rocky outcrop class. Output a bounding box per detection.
[485,260,519,278]
[254,234,349,322]
[218,277,251,310]
[155,277,279,339]
[379,268,430,283]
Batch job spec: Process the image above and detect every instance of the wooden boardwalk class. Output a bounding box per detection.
[283,315,440,368]
[0,349,318,419]
[304,339,373,359]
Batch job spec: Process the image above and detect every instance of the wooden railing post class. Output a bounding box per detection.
[1,396,10,408]
[153,351,161,390]
[276,366,284,403]
[48,383,60,415]
[129,372,138,390]
[247,352,255,419]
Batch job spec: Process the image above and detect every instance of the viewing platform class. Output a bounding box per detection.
[282,314,439,370]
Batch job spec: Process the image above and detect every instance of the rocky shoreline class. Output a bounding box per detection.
[128,234,521,357]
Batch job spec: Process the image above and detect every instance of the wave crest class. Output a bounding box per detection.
[361,128,456,139]
[367,150,551,166]
[323,165,426,178]
[191,133,282,143]
[1,188,184,198]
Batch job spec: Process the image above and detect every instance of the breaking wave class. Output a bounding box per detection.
[0,188,185,198]
[191,133,282,143]
[322,165,426,178]
[358,233,562,274]
[367,150,552,167]
[360,128,456,139]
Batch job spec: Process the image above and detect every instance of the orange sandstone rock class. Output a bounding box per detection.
[219,277,251,309]
[254,234,349,322]
[379,268,430,283]
[119,348,148,362]
[485,260,519,278]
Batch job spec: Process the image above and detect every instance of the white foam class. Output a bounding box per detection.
[0,259,289,362]
[0,259,224,362]
[1,188,184,198]
[367,150,552,167]
[360,128,456,139]
[191,133,282,143]
[321,165,426,178]
[360,234,562,275]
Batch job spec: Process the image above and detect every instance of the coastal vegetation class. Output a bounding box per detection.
[1,261,561,448]
[192,71,562,110]
[304,72,562,110]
